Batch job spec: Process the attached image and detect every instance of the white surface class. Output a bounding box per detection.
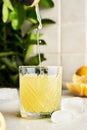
[61,97,84,115]
[51,110,73,124]
[0,89,87,130]
[0,88,19,100]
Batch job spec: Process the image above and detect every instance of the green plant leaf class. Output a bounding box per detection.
[9,11,17,20]
[40,0,54,8]
[42,18,55,25]
[30,18,55,31]
[38,39,47,45]
[1,58,18,73]
[11,19,19,30]
[28,39,46,45]
[26,53,46,65]
[15,34,23,43]
[10,5,26,30]
[0,0,55,87]
[0,51,16,57]
[10,74,19,84]
[24,45,33,62]
[29,33,42,40]
[2,4,8,22]
[26,7,37,23]
[24,39,46,62]
[3,0,14,11]
[2,0,14,22]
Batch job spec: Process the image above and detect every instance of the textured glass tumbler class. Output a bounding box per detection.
[19,66,62,118]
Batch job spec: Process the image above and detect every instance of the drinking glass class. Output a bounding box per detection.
[19,66,62,118]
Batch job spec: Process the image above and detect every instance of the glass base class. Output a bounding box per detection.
[20,110,52,119]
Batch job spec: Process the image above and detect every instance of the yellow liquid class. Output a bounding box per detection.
[20,74,61,113]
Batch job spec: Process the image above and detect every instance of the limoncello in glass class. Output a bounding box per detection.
[19,66,62,118]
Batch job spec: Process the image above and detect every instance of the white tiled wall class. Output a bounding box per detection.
[40,0,61,66]
[40,0,87,88]
[61,0,86,88]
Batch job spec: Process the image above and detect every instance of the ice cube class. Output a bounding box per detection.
[61,97,84,115]
[51,110,73,124]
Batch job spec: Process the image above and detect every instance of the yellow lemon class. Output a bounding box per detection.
[0,112,6,130]
[76,66,87,76]
[81,83,87,96]
[73,66,87,84]
[66,83,83,96]
[66,66,87,97]
[73,74,87,84]
[66,83,87,97]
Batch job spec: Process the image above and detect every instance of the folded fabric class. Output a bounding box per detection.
[0,88,19,100]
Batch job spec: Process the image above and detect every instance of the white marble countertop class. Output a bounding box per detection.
[0,89,87,130]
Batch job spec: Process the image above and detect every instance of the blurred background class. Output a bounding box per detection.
[0,0,86,88]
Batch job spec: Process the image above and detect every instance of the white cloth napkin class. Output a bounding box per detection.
[0,88,19,100]
[0,88,19,112]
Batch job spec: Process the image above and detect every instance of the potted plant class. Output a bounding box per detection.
[0,0,55,88]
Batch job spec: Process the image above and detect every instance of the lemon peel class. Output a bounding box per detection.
[0,112,6,130]
[73,74,87,84]
[76,66,87,76]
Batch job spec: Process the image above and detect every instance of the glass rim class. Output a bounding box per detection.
[19,65,62,69]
